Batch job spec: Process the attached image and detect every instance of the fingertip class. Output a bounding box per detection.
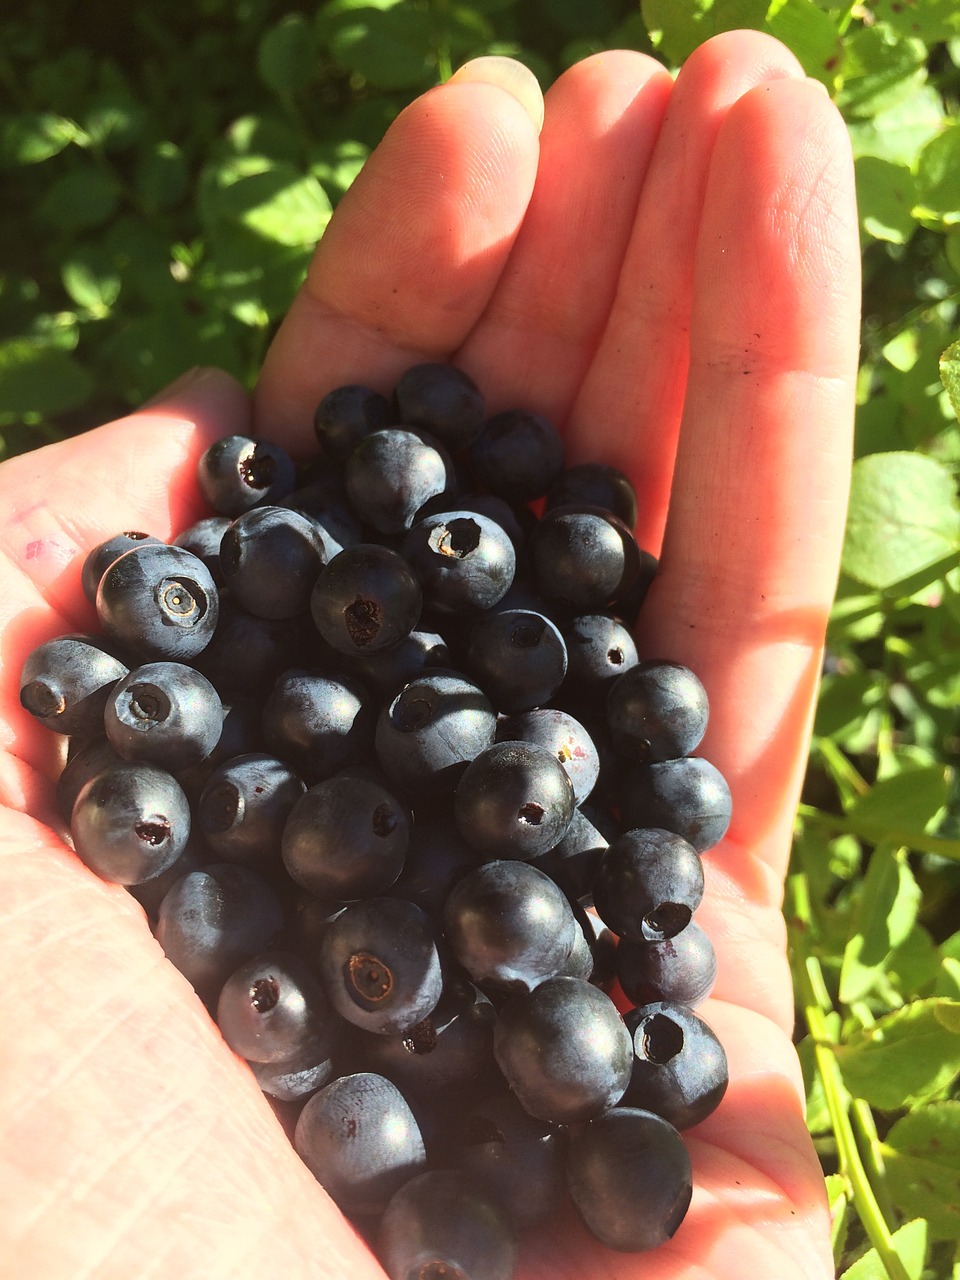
[448,55,545,136]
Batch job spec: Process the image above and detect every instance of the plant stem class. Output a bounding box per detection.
[795,952,912,1280]
[797,803,960,863]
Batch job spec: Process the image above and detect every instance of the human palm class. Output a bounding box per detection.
[0,30,859,1280]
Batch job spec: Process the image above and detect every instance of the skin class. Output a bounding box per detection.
[0,30,859,1280]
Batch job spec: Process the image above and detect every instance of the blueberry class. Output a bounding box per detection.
[592,827,704,943]
[345,427,454,535]
[622,1001,728,1129]
[393,362,486,453]
[467,409,564,503]
[453,1089,565,1229]
[104,661,223,770]
[20,635,128,738]
[56,737,126,821]
[493,976,633,1125]
[454,740,576,861]
[617,756,733,853]
[566,1107,692,1251]
[295,1072,427,1218]
[155,863,284,1006]
[378,1169,517,1280]
[496,708,599,805]
[529,504,642,613]
[197,435,296,515]
[546,462,638,528]
[81,532,164,605]
[529,806,608,906]
[348,628,451,699]
[172,516,232,584]
[442,859,579,992]
[617,920,717,1008]
[194,602,310,699]
[197,752,306,870]
[375,671,496,797]
[96,543,220,662]
[310,543,422,656]
[385,807,478,918]
[318,897,443,1035]
[262,668,375,784]
[402,510,516,615]
[607,659,709,763]
[313,384,391,463]
[465,608,568,714]
[219,505,327,619]
[562,613,638,692]
[217,949,340,1065]
[281,771,410,900]
[70,763,192,885]
[250,1052,338,1103]
[359,977,496,1100]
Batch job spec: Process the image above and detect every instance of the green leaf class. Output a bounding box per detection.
[913,126,960,227]
[764,0,842,84]
[258,13,317,94]
[328,7,436,89]
[871,0,960,45]
[846,83,944,166]
[842,452,960,592]
[135,142,188,211]
[0,339,93,416]
[839,847,921,1004]
[837,26,927,119]
[815,668,884,742]
[855,156,918,244]
[834,998,960,1109]
[0,111,76,165]
[825,1172,849,1266]
[198,156,332,248]
[61,248,121,314]
[640,0,768,65]
[940,340,960,425]
[80,96,145,152]
[840,1218,927,1280]
[310,139,369,201]
[37,167,121,232]
[845,764,950,840]
[224,114,303,163]
[884,1103,960,1240]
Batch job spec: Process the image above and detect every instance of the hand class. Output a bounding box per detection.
[0,30,859,1280]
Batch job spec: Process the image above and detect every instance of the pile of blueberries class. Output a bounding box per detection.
[20,363,733,1280]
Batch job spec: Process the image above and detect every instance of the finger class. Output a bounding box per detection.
[0,368,247,813]
[566,31,806,555]
[254,67,543,453]
[0,807,384,1280]
[641,79,860,893]
[455,50,672,421]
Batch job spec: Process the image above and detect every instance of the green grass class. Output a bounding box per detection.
[2,2,959,1275]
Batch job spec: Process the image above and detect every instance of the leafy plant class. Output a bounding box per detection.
[2,1,960,1276]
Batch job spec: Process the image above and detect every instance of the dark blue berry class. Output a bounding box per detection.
[622,1001,728,1129]
[220,505,327,619]
[96,543,219,662]
[104,661,222,770]
[465,609,567,714]
[529,504,642,613]
[546,462,638,528]
[454,741,576,860]
[493,976,633,1125]
[378,1170,517,1280]
[311,543,422,656]
[71,762,191,885]
[318,897,443,1035]
[197,752,306,870]
[607,659,709,763]
[468,409,564,503]
[394,362,486,453]
[217,949,340,1065]
[197,435,296,516]
[618,756,733,853]
[313,384,391,463]
[496,707,599,805]
[617,920,717,1008]
[592,827,704,943]
[346,428,454,535]
[402,510,516,614]
[81,532,164,605]
[566,1107,692,1251]
[20,635,128,738]
[295,1072,427,1217]
[262,668,375,784]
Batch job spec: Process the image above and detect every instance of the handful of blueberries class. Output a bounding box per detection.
[20,363,732,1280]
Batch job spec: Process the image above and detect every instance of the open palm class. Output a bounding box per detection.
[0,30,859,1280]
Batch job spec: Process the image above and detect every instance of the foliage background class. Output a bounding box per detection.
[2,1,960,1276]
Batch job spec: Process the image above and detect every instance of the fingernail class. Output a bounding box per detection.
[807,77,832,99]
[141,366,217,408]
[449,56,545,136]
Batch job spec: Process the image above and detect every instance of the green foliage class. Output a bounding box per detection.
[3,1,960,1276]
